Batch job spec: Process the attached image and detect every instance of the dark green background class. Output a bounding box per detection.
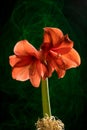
[0,0,87,130]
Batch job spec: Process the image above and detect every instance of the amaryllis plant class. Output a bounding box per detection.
[9,27,81,130]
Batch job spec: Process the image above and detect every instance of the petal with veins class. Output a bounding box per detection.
[14,40,38,57]
[9,55,32,67]
[29,62,41,87]
[56,67,66,78]
[51,35,73,54]
[61,48,81,69]
[43,27,63,47]
[12,66,30,81]
[9,55,21,67]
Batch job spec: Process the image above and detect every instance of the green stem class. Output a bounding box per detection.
[41,78,51,117]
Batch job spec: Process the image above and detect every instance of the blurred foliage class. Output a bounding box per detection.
[0,0,87,130]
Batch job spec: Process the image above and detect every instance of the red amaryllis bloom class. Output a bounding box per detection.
[9,40,47,87]
[40,27,81,78]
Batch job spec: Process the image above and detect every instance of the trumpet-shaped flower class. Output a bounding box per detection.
[40,27,81,78]
[9,40,47,87]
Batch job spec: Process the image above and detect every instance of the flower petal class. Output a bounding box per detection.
[51,35,73,54]
[12,66,30,81]
[46,54,56,76]
[29,61,41,87]
[14,40,38,57]
[38,62,48,79]
[9,55,21,67]
[56,68,66,78]
[43,27,63,47]
[61,48,81,69]
[48,50,66,70]
[46,52,66,78]
[9,55,32,67]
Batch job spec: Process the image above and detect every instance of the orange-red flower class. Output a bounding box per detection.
[40,27,81,78]
[9,40,47,87]
[9,27,81,87]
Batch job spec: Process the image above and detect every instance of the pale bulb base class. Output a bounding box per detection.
[36,114,64,130]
